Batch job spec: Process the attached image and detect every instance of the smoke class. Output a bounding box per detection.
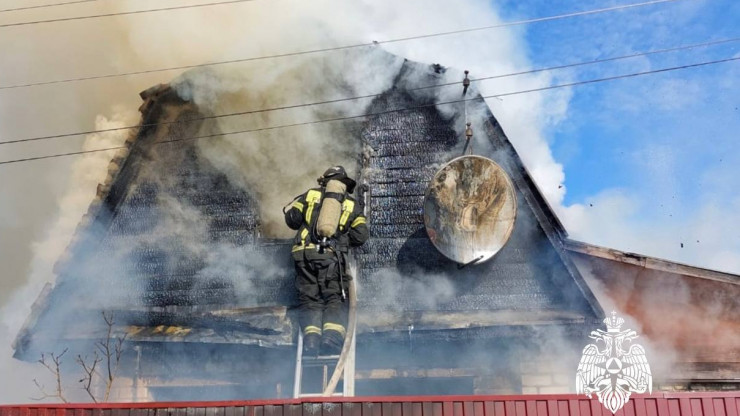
[2,0,731,403]
[0,110,137,402]
[173,47,403,237]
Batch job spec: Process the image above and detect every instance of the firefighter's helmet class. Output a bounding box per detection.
[318,165,356,193]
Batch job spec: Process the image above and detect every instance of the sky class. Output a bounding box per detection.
[0,0,738,403]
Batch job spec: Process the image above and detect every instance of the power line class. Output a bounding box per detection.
[2,36,738,146]
[1,55,737,166]
[0,0,258,28]
[0,0,686,90]
[0,0,101,13]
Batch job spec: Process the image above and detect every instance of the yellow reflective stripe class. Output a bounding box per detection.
[351,216,366,228]
[338,200,355,230]
[291,201,304,211]
[293,228,310,252]
[304,325,322,335]
[292,243,316,252]
[323,323,346,337]
[305,190,322,224]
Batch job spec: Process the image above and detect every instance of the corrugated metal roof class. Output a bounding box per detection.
[2,393,739,416]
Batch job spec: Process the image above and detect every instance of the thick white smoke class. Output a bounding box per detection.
[1,0,567,402]
[3,0,732,403]
[0,111,137,402]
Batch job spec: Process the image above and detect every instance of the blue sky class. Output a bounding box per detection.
[496,0,739,201]
[487,0,740,271]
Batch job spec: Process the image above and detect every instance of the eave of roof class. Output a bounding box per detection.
[563,238,740,285]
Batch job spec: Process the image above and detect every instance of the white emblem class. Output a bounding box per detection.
[576,311,652,414]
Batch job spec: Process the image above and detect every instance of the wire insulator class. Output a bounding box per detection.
[463,70,471,96]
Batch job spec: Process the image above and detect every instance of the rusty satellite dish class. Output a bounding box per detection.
[423,155,517,265]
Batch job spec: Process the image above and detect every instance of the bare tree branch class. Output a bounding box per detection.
[99,311,125,402]
[33,312,127,403]
[76,352,101,403]
[33,349,69,403]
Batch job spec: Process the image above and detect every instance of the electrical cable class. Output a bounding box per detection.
[2,36,737,146]
[0,0,686,90]
[0,0,258,28]
[0,0,102,13]
[1,55,737,166]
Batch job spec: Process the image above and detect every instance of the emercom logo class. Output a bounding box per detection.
[576,311,653,413]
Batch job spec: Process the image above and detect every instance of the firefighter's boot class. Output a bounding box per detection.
[303,333,320,357]
[319,328,344,356]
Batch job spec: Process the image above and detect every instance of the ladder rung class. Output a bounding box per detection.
[302,355,340,366]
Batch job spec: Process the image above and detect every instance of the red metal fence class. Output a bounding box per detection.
[1,393,738,416]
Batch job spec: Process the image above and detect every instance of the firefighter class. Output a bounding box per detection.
[284,166,369,356]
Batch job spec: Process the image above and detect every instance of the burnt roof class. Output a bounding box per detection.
[15,55,605,360]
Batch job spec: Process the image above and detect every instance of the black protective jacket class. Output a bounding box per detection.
[285,187,368,259]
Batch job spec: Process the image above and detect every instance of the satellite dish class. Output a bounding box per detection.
[423,155,517,265]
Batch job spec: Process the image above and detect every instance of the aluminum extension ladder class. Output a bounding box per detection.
[292,330,356,398]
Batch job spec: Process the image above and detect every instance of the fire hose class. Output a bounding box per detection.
[322,270,357,396]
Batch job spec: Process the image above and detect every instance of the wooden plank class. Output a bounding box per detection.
[342,403,360,416]
[494,402,506,416]
[692,400,705,416]
[484,402,495,416]
[590,399,603,416]
[365,403,382,416]
[634,398,647,416]
[679,399,693,416]
[568,400,580,416]
[212,407,225,416]
[453,403,463,416]
[421,403,434,416]
[714,399,727,416]
[625,399,636,416]
[578,401,590,416]
[463,403,474,416]
[513,402,525,416]
[411,402,423,416]
[382,403,394,416]
[557,401,568,416]
[254,406,264,416]
[702,399,716,416]
[442,403,453,416]
[322,403,341,416]
[504,402,515,416]
[645,398,659,416]
[667,400,681,416]
[391,403,403,416]
[547,400,559,416]
[462,401,473,416]
[264,406,282,416]
[474,402,485,416]
[724,398,738,416]
[536,401,548,416]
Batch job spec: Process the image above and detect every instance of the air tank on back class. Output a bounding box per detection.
[423,155,517,266]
